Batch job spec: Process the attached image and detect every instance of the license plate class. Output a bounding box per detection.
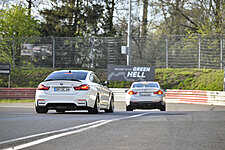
[140,92,152,96]
[54,87,70,92]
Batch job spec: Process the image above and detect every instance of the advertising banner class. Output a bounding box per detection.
[21,44,52,56]
[0,63,11,75]
[108,65,155,81]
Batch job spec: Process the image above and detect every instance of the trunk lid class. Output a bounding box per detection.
[42,80,82,95]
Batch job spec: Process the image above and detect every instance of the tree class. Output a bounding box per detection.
[153,0,225,35]
[40,0,104,37]
[0,5,40,65]
[101,0,116,36]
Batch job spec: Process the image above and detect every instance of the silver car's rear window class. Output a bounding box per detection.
[45,71,88,81]
[132,83,159,88]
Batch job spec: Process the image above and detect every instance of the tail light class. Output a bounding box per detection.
[128,90,137,95]
[38,84,50,90]
[154,90,163,95]
[74,84,90,90]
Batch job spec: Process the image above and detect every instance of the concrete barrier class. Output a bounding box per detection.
[165,89,208,104]
[207,91,225,106]
[110,88,127,102]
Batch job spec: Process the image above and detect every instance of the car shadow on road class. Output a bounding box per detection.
[46,110,188,117]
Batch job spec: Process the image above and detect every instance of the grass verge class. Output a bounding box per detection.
[0,99,35,103]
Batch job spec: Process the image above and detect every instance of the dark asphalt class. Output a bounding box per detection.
[0,102,225,150]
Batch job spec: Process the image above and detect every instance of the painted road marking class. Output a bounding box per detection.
[0,120,105,145]
[3,112,150,150]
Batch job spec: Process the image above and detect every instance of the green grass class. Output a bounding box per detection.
[0,99,35,103]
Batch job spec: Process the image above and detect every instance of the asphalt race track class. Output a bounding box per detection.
[0,102,225,150]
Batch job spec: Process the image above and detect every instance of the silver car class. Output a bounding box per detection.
[126,81,166,111]
[35,70,114,114]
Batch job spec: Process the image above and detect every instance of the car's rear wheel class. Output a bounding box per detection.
[160,105,166,111]
[126,105,133,111]
[105,96,114,113]
[36,106,48,114]
[56,109,65,113]
[88,97,99,114]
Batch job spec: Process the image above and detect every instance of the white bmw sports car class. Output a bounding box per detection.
[126,81,166,111]
[35,70,114,114]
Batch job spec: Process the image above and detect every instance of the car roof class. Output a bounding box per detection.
[132,81,159,84]
[52,70,93,74]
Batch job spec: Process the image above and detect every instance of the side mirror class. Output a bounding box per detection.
[125,89,128,93]
[163,89,167,92]
[102,81,110,86]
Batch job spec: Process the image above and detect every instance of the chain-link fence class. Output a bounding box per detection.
[1,34,225,69]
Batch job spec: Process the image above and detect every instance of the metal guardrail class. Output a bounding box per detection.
[0,88,225,106]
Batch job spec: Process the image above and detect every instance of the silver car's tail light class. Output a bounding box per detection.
[154,90,163,95]
[38,84,50,90]
[74,84,90,90]
[128,90,137,95]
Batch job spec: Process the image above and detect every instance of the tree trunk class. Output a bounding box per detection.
[109,0,115,33]
[27,0,32,15]
[141,0,148,36]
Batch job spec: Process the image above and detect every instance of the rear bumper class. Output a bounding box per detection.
[129,101,165,109]
[35,90,96,108]
[36,97,88,107]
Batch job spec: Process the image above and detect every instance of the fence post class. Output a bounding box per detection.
[12,36,15,69]
[91,47,94,69]
[198,35,201,69]
[89,37,95,69]
[222,61,225,91]
[165,35,168,68]
[221,35,223,70]
[51,36,55,69]
[8,74,10,88]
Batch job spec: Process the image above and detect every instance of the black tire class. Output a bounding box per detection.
[88,97,99,114]
[160,105,166,111]
[36,106,48,114]
[126,105,133,111]
[56,109,65,113]
[105,97,114,113]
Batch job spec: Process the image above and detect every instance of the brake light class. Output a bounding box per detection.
[128,90,137,95]
[154,90,163,95]
[38,84,50,90]
[74,84,90,90]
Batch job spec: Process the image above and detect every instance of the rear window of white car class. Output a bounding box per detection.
[132,83,159,88]
[45,71,88,81]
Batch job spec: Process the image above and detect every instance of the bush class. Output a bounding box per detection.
[155,68,223,91]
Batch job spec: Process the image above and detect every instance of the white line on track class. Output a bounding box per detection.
[0,120,105,145]
[3,112,149,150]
